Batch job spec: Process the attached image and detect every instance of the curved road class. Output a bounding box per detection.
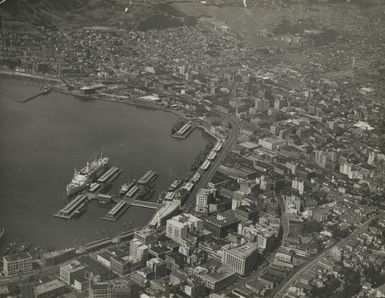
[274,215,378,298]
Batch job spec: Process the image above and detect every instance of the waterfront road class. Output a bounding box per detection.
[275,191,289,243]
[183,119,240,213]
[274,214,378,298]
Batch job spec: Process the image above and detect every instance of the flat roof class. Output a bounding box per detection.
[4,252,32,262]
[138,95,160,101]
[35,279,66,294]
[204,210,240,227]
[80,83,105,90]
[201,265,236,282]
[61,260,86,272]
[227,242,258,258]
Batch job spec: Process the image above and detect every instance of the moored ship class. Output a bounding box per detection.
[169,179,181,191]
[119,179,137,196]
[66,154,109,197]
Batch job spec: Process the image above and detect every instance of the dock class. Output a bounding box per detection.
[126,185,139,198]
[172,121,194,139]
[213,141,223,152]
[118,229,135,241]
[89,183,100,193]
[207,151,217,161]
[19,87,52,103]
[83,237,112,252]
[138,170,159,185]
[102,201,129,222]
[192,172,201,183]
[97,166,123,183]
[54,195,88,219]
[200,160,211,171]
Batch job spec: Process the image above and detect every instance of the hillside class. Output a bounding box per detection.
[0,0,162,31]
[0,0,384,36]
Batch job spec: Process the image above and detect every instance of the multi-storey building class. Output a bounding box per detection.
[204,210,240,238]
[60,260,87,286]
[129,239,148,263]
[222,242,258,276]
[195,188,215,214]
[134,227,158,246]
[166,213,203,245]
[34,279,67,298]
[89,278,112,298]
[3,252,33,277]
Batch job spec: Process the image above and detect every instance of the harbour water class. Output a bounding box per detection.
[0,78,209,249]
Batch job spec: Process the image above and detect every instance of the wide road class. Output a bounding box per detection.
[274,214,378,298]
[275,191,289,243]
[183,118,240,212]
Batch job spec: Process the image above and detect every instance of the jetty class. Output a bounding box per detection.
[172,121,194,139]
[54,195,89,219]
[19,87,52,103]
[138,170,159,185]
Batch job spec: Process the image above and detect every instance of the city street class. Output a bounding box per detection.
[274,215,379,297]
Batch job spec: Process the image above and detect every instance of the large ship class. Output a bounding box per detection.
[66,154,109,197]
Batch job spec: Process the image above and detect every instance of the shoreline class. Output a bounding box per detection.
[0,70,217,142]
[0,71,222,257]
[0,70,61,84]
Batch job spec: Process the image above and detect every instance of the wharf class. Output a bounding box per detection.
[172,121,194,139]
[19,87,52,103]
[212,141,223,152]
[83,237,112,252]
[97,166,123,183]
[102,198,162,222]
[207,151,217,160]
[200,160,211,170]
[54,195,89,219]
[118,229,135,241]
[138,170,159,185]
[102,201,129,222]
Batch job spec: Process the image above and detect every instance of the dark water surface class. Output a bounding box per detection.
[0,78,209,249]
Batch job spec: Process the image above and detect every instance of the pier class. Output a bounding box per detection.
[213,141,223,152]
[172,121,194,139]
[102,198,162,222]
[97,166,123,183]
[200,160,211,170]
[54,195,88,219]
[138,170,159,185]
[102,201,129,222]
[207,151,217,161]
[126,185,139,198]
[19,87,52,103]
